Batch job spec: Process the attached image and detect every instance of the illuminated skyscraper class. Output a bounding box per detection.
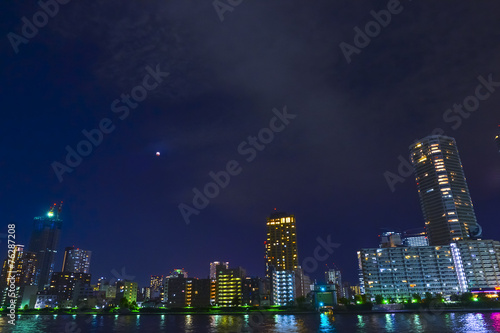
[62,247,91,274]
[265,212,299,277]
[28,204,63,289]
[410,136,480,245]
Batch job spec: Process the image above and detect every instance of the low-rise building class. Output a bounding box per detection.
[216,266,245,307]
[358,240,500,300]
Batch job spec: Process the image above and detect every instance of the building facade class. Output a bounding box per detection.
[150,275,164,300]
[116,280,138,305]
[163,276,187,307]
[62,247,91,274]
[210,262,228,279]
[0,245,37,307]
[358,240,500,299]
[216,266,245,307]
[272,270,295,306]
[358,246,459,299]
[46,272,92,306]
[325,268,344,299]
[186,278,211,307]
[295,267,311,299]
[456,240,500,290]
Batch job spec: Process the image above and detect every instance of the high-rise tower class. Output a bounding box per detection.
[28,203,63,289]
[409,135,480,245]
[265,212,298,276]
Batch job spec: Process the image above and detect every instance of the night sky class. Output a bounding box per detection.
[1,1,500,288]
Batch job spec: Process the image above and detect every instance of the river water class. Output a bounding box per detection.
[1,312,500,332]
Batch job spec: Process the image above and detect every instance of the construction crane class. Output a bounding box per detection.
[47,201,63,219]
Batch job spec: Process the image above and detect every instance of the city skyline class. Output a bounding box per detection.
[2,1,500,291]
[3,133,498,292]
[3,132,500,286]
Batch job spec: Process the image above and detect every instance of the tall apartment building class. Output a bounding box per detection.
[265,212,299,276]
[29,204,63,289]
[409,135,480,245]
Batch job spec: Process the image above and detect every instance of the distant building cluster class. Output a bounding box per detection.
[0,206,355,310]
[0,203,104,309]
[140,212,347,310]
[358,135,500,301]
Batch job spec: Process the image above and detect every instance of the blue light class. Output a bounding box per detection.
[321,287,325,292]
[319,302,324,307]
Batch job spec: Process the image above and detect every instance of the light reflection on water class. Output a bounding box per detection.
[0,312,500,332]
[491,312,500,333]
